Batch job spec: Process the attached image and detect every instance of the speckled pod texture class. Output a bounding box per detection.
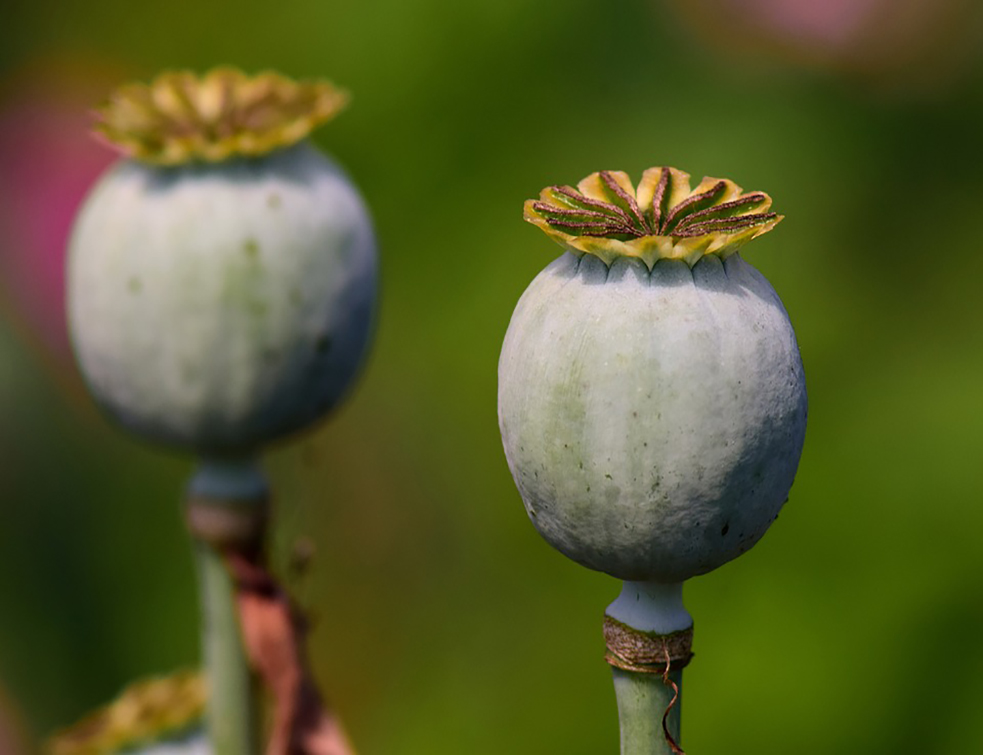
[498,251,807,583]
[68,141,377,454]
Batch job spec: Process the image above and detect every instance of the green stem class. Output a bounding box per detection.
[606,581,692,755]
[188,458,268,755]
[612,667,683,755]
[195,540,259,755]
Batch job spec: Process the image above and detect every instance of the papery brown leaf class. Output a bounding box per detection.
[228,553,355,755]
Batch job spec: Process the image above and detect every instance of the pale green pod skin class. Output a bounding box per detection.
[498,250,806,583]
[68,141,377,454]
[126,731,210,755]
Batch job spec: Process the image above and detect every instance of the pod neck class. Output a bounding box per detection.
[605,581,692,634]
[188,457,268,502]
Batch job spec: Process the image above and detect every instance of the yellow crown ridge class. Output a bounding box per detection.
[47,671,206,755]
[524,167,783,267]
[93,67,349,165]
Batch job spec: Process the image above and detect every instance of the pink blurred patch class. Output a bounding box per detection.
[671,0,979,90]
[738,0,877,50]
[0,684,29,755]
[0,59,121,363]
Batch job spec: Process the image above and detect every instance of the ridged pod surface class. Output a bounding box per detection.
[499,168,807,583]
[67,70,376,454]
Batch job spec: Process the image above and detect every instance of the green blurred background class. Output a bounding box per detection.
[2,0,983,753]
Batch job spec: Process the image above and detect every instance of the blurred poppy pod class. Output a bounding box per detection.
[67,68,378,455]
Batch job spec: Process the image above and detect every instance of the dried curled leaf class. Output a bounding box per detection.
[524,167,782,267]
[47,671,206,755]
[229,552,355,755]
[93,68,349,165]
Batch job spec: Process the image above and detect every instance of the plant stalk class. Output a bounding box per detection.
[613,666,683,755]
[195,540,260,755]
[188,459,268,755]
[606,581,693,755]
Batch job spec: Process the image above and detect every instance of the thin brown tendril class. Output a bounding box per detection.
[603,617,691,754]
[661,645,686,755]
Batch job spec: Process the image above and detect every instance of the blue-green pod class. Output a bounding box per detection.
[499,168,806,583]
[67,70,376,454]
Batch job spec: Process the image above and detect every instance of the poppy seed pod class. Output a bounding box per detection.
[499,168,806,585]
[67,69,377,454]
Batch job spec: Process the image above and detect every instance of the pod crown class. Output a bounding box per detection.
[93,68,348,165]
[48,671,205,754]
[524,167,782,267]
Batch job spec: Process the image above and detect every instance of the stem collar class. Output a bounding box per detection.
[603,617,694,675]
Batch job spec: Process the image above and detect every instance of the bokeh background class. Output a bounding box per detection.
[2,0,983,753]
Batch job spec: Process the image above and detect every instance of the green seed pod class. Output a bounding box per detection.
[499,168,806,585]
[68,69,377,454]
